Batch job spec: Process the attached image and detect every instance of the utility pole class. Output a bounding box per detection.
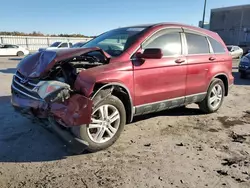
[201,0,207,28]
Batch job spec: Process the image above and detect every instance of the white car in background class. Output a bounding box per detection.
[0,44,29,56]
[38,41,72,51]
[227,45,244,59]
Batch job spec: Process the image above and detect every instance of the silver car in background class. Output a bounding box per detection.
[227,45,243,59]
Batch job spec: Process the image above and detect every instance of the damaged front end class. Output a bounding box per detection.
[11,48,108,152]
[11,77,92,126]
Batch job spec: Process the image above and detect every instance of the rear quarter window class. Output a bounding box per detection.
[208,37,226,53]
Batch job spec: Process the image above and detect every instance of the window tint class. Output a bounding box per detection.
[143,32,182,56]
[60,43,68,47]
[185,33,210,54]
[208,37,226,53]
[4,45,17,48]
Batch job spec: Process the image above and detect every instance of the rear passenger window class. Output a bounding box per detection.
[60,43,68,47]
[143,32,182,56]
[208,37,226,53]
[185,33,210,54]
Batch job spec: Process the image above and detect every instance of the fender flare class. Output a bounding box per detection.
[207,73,229,95]
[91,82,134,123]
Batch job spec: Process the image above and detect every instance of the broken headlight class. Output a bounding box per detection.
[36,81,71,103]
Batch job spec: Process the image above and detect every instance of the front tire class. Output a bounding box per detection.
[17,51,24,56]
[198,78,225,113]
[72,93,126,152]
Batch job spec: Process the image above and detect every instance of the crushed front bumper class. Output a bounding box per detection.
[11,89,93,154]
[11,92,93,126]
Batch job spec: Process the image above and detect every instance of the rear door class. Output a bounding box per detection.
[207,36,231,81]
[133,28,187,114]
[183,30,213,98]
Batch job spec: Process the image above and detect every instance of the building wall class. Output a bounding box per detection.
[209,5,250,45]
[0,35,92,51]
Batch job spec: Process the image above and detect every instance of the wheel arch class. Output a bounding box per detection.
[209,73,229,96]
[16,51,24,56]
[91,82,134,123]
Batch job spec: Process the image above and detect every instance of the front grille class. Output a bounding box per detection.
[12,71,41,100]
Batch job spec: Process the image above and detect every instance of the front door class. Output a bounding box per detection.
[133,29,187,115]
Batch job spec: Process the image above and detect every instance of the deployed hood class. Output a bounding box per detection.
[17,47,110,78]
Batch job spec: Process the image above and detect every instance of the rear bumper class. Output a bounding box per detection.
[23,50,30,55]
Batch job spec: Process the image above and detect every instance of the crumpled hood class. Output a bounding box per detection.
[17,47,110,78]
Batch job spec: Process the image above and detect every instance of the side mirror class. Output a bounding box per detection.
[137,48,163,59]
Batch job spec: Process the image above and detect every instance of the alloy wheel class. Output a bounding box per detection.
[209,84,223,109]
[87,104,120,143]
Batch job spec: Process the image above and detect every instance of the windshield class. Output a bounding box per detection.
[50,42,61,47]
[83,27,148,57]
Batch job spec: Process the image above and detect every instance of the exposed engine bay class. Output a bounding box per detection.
[41,51,108,88]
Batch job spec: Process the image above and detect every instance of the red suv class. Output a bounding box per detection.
[11,23,234,152]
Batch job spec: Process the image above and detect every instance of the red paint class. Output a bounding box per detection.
[50,94,93,126]
[133,56,187,105]
[12,22,234,127]
[17,47,109,78]
[75,23,233,107]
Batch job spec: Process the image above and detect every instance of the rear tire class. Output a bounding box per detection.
[71,92,126,152]
[198,78,225,113]
[17,51,24,56]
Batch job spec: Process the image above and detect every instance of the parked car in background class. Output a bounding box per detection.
[11,23,234,152]
[0,44,29,56]
[238,52,250,79]
[226,45,243,59]
[239,43,250,56]
[71,42,86,48]
[38,41,73,51]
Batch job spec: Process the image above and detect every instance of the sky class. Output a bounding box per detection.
[0,0,249,36]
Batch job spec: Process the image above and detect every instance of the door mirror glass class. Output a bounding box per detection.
[137,48,163,59]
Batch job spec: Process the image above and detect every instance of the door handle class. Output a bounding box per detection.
[209,57,216,61]
[175,59,185,64]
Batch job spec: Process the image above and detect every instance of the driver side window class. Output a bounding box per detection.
[142,31,182,56]
[59,43,68,48]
